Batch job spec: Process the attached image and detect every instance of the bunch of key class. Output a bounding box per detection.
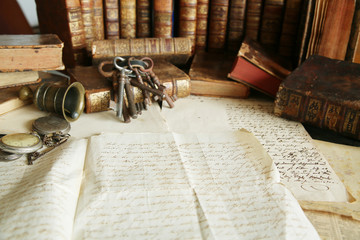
[98,56,175,123]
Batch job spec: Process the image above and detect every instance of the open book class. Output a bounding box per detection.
[0,130,319,239]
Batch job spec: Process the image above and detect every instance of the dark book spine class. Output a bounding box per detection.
[275,87,360,140]
[153,0,174,38]
[245,0,263,41]
[195,0,209,51]
[226,0,246,51]
[178,0,198,52]
[207,0,229,51]
[93,0,105,40]
[120,0,137,39]
[136,0,152,37]
[104,0,120,39]
[259,0,285,53]
[80,0,95,51]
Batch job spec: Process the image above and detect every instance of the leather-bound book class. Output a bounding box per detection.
[245,0,263,41]
[277,0,303,58]
[153,0,174,38]
[103,0,120,39]
[35,0,88,68]
[207,0,229,51]
[92,37,192,66]
[136,0,152,37]
[226,0,246,51]
[195,0,209,51]
[80,0,95,51]
[0,34,64,72]
[228,37,291,97]
[93,0,105,40]
[178,0,198,52]
[259,0,285,53]
[189,52,250,98]
[120,0,137,39]
[68,61,191,113]
[274,55,360,140]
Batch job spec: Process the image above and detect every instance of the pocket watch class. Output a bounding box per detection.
[0,133,43,155]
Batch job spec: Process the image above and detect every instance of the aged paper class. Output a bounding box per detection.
[0,139,88,240]
[72,131,319,239]
[161,96,349,202]
[301,140,360,222]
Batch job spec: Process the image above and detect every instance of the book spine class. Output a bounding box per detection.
[136,0,152,37]
[80,0,95,51]
[245,0,263,41]
[195,0,209,51]
[178,0,198,52]
[153,0,174,38]
[92,37,192,65]
[93,0,105,40]
[104,0,120,39]
[120,0,137,39]
[277,0,302,58]
[274,86,360,140]
[207,0,230,51]
[259,0,285,53]
[226,0,246,51]
[35,0,88,68]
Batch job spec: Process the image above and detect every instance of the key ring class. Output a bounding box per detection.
[114,56,133,75]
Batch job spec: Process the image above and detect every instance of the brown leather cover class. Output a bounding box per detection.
[35,0,88,68]
[189,52,250,98]
[136,0,151,38]
[195,0,209,51]
[226,0,246,51]
[120,0,137,38]
[103,0,120,39]
[0,34,64,72]
[92,38,192,66]
[93,0,105,40]
[274,55,360,140]
[68,61,190,113]
[244,0,262,40]
[178,0,198,52]
[207,0,229,51]
[153,0,173,38]
[80,0,95,51]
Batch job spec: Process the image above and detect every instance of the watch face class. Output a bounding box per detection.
[0,133,42,154]
[32,115,71,135]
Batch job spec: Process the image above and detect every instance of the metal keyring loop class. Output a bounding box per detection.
[114,56,132,74]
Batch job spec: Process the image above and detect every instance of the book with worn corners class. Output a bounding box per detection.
[228,37,291,97]
[189,51,250,98]
[68,60,191,113]
[0,34,64,72]
[274,55,360,140]
[0,71,41,89]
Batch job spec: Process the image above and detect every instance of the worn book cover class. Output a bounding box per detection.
[68,61,191,113]
[195,0,209,51]
[226,0,246,51]
[153,0,174,38]
[0,71,40,89]
[35,0,88,68]
[178,0,198,52]
[207,0,229,51]
[92,37,192,67]
[274,55,360,140]
[228,37,291,97]
[189,52,250,98]
[0,34,64,72]
[245,0,263,41]
[136,0,152,37]
[103,0,120,39]
[120,0,136,39]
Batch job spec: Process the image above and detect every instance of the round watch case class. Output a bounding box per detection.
[32,115,71,136]
[0,133,43,154]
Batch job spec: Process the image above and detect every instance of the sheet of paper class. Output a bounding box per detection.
[161,96,348,202]
[72,131,319,239]
[300,140,360,221]
[0,139,87,240]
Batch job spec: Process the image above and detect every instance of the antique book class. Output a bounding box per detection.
[278,0,303,58]
[80,0,95,51]
[0,130,320,239]
[68,61,191,113]
[153,0,174,38]
[0,34,64,72]
[178,0,198,52]
[274,55,360,140]
[35,0,88,68]
[195,0,209,51]
[228,37,291,97]
[0,71,40,89]
[226,0,246,51]
[245,0,263,41]
[346,0,360,63]
[136,0,152,37]
[306,0,355,61]
[189,52,250,98]
[259,0,285,53]
[120,0,136,39]
[93,0,105,40]
[207,0,229,51]
[91,37,192,66]
[103,0,120,39]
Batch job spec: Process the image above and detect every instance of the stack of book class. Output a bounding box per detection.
[0,34,65,115]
